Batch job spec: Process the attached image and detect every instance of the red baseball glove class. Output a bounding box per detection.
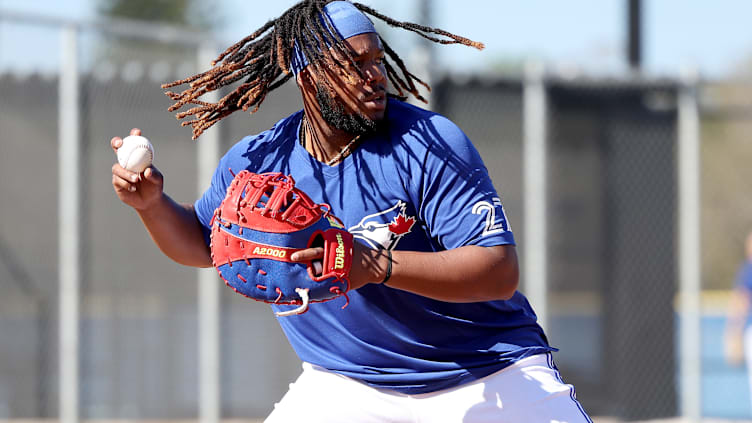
[210,171,353,317]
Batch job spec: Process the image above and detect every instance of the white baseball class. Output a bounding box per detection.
[117,135,154,173]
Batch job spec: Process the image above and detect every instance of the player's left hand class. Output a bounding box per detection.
[291,242,389,290]
[210,171,358,316]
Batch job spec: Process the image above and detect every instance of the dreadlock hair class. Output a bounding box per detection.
[161,0,484,139]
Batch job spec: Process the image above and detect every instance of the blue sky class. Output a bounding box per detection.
[1,0,751,78]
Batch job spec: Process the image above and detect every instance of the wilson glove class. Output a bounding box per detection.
[210,171,353,317]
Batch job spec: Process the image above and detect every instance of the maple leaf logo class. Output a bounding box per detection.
[388,214,416,235]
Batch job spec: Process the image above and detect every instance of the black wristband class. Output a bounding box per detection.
[381,249,392,285]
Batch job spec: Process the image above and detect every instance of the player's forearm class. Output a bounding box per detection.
[378,245,519,302]
[726,289,751,331]
[136,193,212,267]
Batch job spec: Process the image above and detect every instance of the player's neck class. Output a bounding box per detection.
[300,108,363,166]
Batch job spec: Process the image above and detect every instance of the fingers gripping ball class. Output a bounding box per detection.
[117,135,154,173]
[210,171,354,317]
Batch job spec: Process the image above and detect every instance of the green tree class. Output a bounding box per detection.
[93,0,222,74]
[97,0,219,30]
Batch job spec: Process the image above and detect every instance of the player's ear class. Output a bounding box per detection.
[296,68,319,101]
[296,68,312,89]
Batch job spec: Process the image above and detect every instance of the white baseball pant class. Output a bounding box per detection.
[265,353,592,423]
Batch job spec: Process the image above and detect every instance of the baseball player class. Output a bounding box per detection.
[111,1,592,421]
[725,232,752,411]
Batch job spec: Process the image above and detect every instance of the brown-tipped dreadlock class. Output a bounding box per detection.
[162,0,484,140]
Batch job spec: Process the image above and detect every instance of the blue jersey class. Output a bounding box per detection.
[736,261,752,293]
[195,99,553,394]
[735,261,752,328]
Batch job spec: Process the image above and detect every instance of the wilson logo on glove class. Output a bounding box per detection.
[210,171,354,317]
[334,234,346,269]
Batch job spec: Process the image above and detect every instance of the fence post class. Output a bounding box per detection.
[197,42,222,423]
[678,67,702,422]
[59,23,80,423]
[523,61,548,331]
[413,0,434,109]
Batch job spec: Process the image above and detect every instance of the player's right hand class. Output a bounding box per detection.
[111,128,164,211]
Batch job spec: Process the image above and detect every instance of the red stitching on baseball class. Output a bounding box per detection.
[256,284,266,290]
[238,275,247,283]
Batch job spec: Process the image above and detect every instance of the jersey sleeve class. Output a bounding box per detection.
[735,263,752,292]
[417,115,515,250]
[194,152,235,246]
[193,117,299,245]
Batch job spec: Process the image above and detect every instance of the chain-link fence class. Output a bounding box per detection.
[0,13,303,420]
[697,79,752,419]
[434,77,681,420]
[2,10,752,423]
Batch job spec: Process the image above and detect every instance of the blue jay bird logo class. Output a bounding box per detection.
[349,201,416,250]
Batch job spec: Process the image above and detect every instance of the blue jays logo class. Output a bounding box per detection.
[349,201,417,250]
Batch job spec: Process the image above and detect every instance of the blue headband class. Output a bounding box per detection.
[290,1,377,75]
